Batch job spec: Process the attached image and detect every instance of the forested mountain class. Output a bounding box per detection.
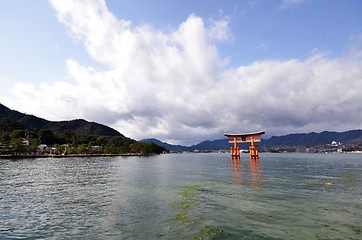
[0,103,166,155]
[0,103,121,137]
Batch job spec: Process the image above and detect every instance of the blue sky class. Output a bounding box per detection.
[1,0,362,145]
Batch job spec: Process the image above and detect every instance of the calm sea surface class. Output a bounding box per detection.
[1,153,361,239]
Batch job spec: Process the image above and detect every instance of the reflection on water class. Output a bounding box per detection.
[250,159,263,188]
[230,162,242,185]
[230,157,263,189]
[230,156,264,208]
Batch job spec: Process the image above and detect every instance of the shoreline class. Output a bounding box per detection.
[0,153,147,159]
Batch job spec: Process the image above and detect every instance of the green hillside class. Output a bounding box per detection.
[0,103,166,156]
[0,103,121,136]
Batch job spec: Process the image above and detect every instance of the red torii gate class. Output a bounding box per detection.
[225,131,265,160]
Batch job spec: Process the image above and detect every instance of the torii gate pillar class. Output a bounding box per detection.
[225,131,265,160]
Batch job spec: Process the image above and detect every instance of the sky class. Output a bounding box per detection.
[1,0,362,145]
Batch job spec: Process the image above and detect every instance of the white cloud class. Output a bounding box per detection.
[207,16,231,42]
[3,0,362,145]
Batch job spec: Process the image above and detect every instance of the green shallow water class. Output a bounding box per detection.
[0,153,361,239]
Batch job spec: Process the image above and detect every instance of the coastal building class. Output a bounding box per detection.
[92,145,101,150]
[330,141,342,147]
[37,144,48,154]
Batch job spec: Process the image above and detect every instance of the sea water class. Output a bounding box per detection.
[0,153,361,239]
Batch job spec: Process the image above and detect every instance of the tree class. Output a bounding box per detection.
[12,138,26,154]
[25,130,37,139]
[96,136,106,145]
[54,144,67,155]
[10,129,26,139]
[0,134,11,154]
[27,139,39,153]
[129,142,166,155]
[38,129,56,144]
[0,133,10,143]
[78,144,87,154]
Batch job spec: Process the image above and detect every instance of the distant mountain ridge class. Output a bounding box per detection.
[141,130,362,151]
[0,103,122,137]
[140,138,187,152]
[262,130,362,148]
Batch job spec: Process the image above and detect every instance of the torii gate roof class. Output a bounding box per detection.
[224,130,265,138]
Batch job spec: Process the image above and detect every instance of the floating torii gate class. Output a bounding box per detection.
[225,130,265,160]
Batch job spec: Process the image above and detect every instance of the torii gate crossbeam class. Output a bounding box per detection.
[225,130,265,160]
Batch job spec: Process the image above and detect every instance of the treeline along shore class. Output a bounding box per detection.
[0,118,167,157]
[0,153,145,159]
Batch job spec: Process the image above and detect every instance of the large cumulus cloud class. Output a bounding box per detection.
[3,0,362,145]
